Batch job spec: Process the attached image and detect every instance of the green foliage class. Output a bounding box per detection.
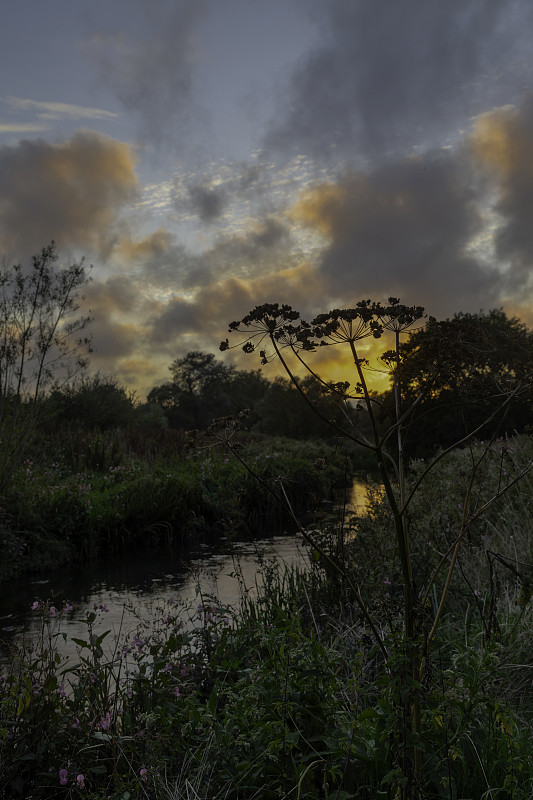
[3,559,533,798]
[0,434,349,577]
[222,298,533,799]
[351,436,533,624]
[148,350,268,430]
[148,349,360,442]
[254,374,348,439]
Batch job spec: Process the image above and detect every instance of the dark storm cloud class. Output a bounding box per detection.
[119,229,203,288]
[85,275,139,315]
[90,0,207,150]
[148,295,209,344]
[0,133,138,260]
[268,0,533,160]
[188,183,227,222]
[294,150,500,316]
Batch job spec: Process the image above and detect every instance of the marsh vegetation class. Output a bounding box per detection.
[1,253,533,797]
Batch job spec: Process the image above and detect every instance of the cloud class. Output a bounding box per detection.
[89,0,207,151]
[0,132,138,259]
[90,318,140,362]
[147,259,326,351]
[117,229,204,289]
[188,183,226,222]
[85,275,140,316]
[118,214,295,294]
[2,96,119,121]
[472,95,533,290]
[291,150,502,317]
[0,123,49,134]
[116,357,162,392]
[267,0,533,161]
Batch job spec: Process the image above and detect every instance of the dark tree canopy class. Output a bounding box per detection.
[384,309,533,456]
[47,374,137,431]
[148,351,268,431]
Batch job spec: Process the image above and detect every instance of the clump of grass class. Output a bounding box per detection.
[348,436,533,625]
[3,546,533,799]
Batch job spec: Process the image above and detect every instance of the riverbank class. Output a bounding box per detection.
[0,431,360,582]
[2,436,533,797]
[2,538,533,798]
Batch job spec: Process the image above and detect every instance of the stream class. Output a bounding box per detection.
[0,477,374,663]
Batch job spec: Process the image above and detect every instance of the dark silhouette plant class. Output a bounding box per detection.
[0,242,92,488]
[220,298,533,799]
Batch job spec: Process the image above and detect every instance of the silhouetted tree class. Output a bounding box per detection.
[381,309,533,456]
[254,375,347,439]
[0,243,92,486]
[148,351,267,430]
[47,373,137,430]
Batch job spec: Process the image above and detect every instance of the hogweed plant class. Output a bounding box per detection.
[220,299,533,799]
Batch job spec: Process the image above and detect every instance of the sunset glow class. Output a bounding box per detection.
[2,0,533,396]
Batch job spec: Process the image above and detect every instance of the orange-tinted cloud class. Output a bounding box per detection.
[289,153,501,318]
[116,228,175,261]
[85,275,140,316]
[0,132,138,259]
[114,357,162,395]
[472,96,533,281]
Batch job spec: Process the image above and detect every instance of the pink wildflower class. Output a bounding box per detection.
[76,773,85,789]
[59,768,68,785]
[140,768,148,781]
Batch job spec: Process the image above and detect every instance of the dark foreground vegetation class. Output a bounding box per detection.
[2,437,533,799]
[0,428,352,581]
[2,248,533,797]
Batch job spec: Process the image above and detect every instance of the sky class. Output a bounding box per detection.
[2,0,533,397]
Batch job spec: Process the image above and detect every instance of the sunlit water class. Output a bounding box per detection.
[0,477,376,665]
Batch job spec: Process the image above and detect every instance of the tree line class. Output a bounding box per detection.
[1,244,531,473]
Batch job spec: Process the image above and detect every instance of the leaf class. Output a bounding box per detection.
[95,629,111,647]
[357,708,380,722]
[71,637,89,649]
[207,688,218,714]
[92,731,111,742]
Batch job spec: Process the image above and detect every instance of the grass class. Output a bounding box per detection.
[2,558,533,798]
[2,435,533,798]
[0,430,351,581]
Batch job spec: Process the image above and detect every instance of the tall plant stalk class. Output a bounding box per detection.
[220,299,533,799]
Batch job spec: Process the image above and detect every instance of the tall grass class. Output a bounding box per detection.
[3,484,533,798]
[0,431,350,580]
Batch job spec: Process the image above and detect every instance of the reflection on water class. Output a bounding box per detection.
[349,475,384,515]
[0,476,381,664]
[0,533,310,665]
